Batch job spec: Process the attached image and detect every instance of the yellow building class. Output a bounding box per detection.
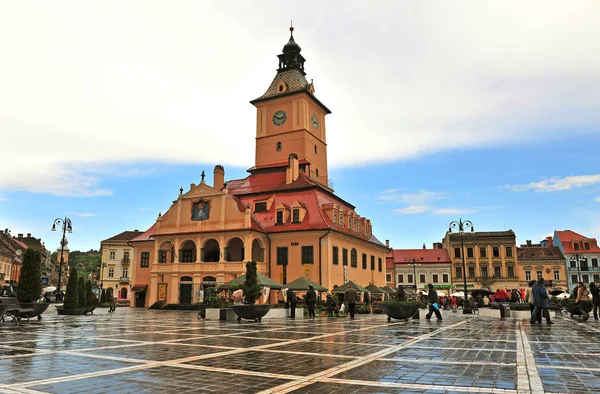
[517,240,567,292]
[443,230,520,292]
[99,231,143,301]
[131,27,388,307]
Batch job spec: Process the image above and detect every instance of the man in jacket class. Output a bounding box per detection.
[525,280,541,323]
[576,281,591,321]
[344,285,358,319]
[531,278,553,324]
[425,284,442,320]
[287,289,297,319]
[305,285,317,318]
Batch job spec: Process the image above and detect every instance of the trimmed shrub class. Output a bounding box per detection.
[63,267,79,309]
[100,289,106,303]
[77,277,86,308]
[17,248,43,303]
[380,299,426,309]
[244,261,260,304]
[85,280,94,307]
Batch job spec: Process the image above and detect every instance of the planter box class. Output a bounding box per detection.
[263,307,304,320]
[205,308,237,321]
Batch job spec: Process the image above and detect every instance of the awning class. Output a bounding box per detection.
[131,284,148,292]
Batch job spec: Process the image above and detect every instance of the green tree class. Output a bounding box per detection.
[63,267,79,309]
[244,261,260,304]
[85,280,94,307]
[77,276,86,308]
[100,289,106,303]
[17,248,43,303]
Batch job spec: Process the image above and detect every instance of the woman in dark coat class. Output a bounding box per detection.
[589,282,600,320]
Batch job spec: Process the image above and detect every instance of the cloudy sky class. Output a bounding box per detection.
[1,1,599,251]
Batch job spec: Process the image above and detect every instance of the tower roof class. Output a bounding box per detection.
[282,26,301,53]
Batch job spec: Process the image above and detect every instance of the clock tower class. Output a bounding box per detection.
[250,26,332,189]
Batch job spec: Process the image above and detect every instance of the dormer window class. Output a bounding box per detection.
[584,242,590,250]
[339,212,344,226]
[574,242,580,251]
[292,209,300,223]
[255,202,267,213]
[276,211,284,225]
[358,221,362,233]
[333,210,338,224]
[353,218,357,231]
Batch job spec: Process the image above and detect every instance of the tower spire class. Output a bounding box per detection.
[278,24,305,73]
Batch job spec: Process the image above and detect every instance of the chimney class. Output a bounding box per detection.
[432,242,442,249]
[17,233,23,238]
[190,183,196,190]
[27,233,31,238]
[213,165,225,190]
[422,243,426,250]
[286,153,299,184]
[385,240,389,248]
[546,236,553,246]
[526,240,532,246]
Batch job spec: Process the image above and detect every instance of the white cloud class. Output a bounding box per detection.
[1,2,600,194]
[393,205,431,215]
[505,174,600,192]
[0,197,7,202]
[594,197,600,203]
[432,208,477,215]
[68,212,98,218]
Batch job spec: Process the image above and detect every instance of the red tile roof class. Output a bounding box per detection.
[387,249,452,264]
[130,224,156,242]
[554,230,600,253]
[517,246,564,260]
[102,230,145,243]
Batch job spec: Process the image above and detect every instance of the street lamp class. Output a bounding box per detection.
[404,257,421,292]
[570,237,589,288]
[449,218,474,314]
[52,216,72,302]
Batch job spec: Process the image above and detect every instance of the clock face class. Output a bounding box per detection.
[311,114,318,129]
[272,110,287,126]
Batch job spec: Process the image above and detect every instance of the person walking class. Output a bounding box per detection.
[305,285,317,319]
[287,289,297,319]
[396,286,406,301]
[425,284,442,321]
[531,278,553,324]
[576,282,591,321]
[344,285,358,319]
[525,280,540,323]
[326,293,336,317]
[590,282,600,320]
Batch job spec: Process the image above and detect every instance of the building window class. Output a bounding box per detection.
[467,248,474,258]
[481,267,488,278]
[407,274,414,283]
[276,210,284,225]
[494,266,501,278]
[480,247,487,258]
[493,247,500,257]
[454,247,461,258]
[507,266,514,278]
[123,251,130,261]
[158,250,167,264]
[276,247,288,265]
[339,212,344,226]
[468,266,475,278]
[332,246,339,265]
[181,250,194,263]
[276,141,282,151]
[592,258,598,268]
[108,268,114,278]
[571,274,578,284]
[333,210,338,225]
[583,274,589,283]
[350,249,357,267]
[140,252,149,268]
[122,268,128,278]
[386,273,392,282]
[536,270,543,279]
[292,209,300,223]
[378,258,382,272]
[505,246,513,257]
[343,249,348,266]
[432,274,439,283]
[109,251,116,260]
[370,255,375,270]
[398,274,404,283]
[442,273,449,283]
[594,274,600,283]
[455,266,462,278]
[584,243,590,250]
[362,253,367,269]
[573,242,579,251]
[554,270,560,280]
[525,271,531,281]
[315,169,319,177]
[255,202,267,212]
[570,259,577,268]
[314,145,317,154]
[358,221,362,233]
[353,218,357,231]
[301,246,314,264]
[419,273,426,283]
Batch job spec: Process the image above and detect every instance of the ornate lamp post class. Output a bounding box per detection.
[404,257,420,292]
[449,218,474,314]
[52,216,72,302]
[570,237,589,288]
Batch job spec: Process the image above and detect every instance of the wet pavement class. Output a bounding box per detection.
[0,308,598,393]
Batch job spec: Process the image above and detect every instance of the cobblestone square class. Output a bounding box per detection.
[0,309,599,393]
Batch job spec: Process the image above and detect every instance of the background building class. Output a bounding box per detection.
[443,230,519,292]
[552,230,600,291]
[517,240,566,291]
[99,230,143,301]
[387,244,452,295]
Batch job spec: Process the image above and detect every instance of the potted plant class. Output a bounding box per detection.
[231,261,273,322]
[56,267,85,315]
[17,249,50,320]
[381,299,424,322]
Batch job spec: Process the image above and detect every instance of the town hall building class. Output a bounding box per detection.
[130,27,389,307]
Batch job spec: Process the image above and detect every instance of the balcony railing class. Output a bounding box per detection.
[119,277,130,284]
[121,258,130,265]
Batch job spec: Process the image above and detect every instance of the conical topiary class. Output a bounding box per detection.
[100,289,106,303]
[17,248,42,303]
[63,267,79,309]
[78,276,86,308]
[85,280,94,307]
[244,261,260,304]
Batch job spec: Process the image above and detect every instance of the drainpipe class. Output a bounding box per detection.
[318,230,331,287]
[266,233,271,279]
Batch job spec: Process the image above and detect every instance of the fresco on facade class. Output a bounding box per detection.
[191,199,210,221]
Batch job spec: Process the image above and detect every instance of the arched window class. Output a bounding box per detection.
[276,142,282,151]
[350,248,358,267]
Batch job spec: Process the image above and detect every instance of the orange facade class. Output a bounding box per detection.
[130,28,388,307]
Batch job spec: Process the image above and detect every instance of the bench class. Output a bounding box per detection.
[0,297,35,325]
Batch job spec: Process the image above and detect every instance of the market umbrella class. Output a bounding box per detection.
[470,288,494,298]
[284,276,327,292]
[555,292,570,300]
[332,280,368,293]
[451,291,465,298]
[364,284,386,294]
[221,273,284,290]
[550,289,565,296]
[381,286,396,295]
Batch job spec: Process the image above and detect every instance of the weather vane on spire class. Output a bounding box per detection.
[290,20,294,34]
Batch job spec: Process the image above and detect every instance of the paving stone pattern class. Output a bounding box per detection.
[0,308,597,393]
